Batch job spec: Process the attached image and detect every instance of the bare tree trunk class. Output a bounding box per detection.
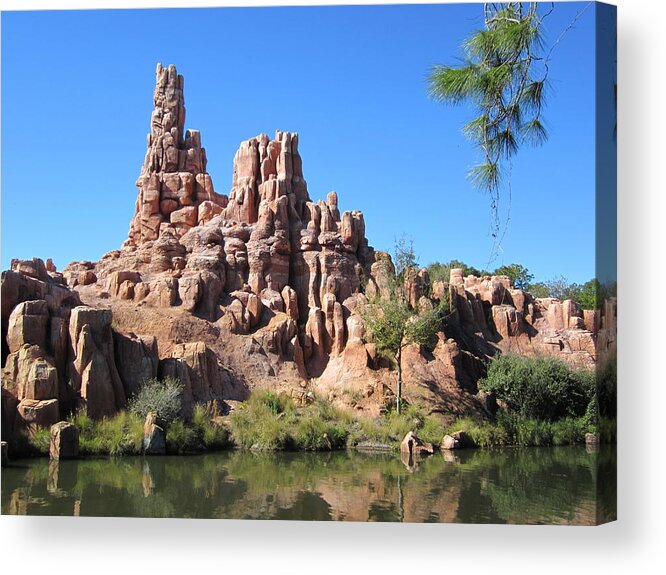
[396,348,402,415]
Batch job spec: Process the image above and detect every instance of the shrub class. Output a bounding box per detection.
[479,354,593,421]
[128,376,184,424]
[24,427,51,455]
[98,411,144,455]
[445,416,509,448]
[66,409,144,456]
[166,419,200,454]
[551,417,587,446]
[192,404,229,450]
[229,392,292,450]
[345,403,444,448]
[427,260,483,283]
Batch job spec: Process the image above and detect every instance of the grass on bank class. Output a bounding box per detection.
[228,390,451,451]
[14,351,616,456]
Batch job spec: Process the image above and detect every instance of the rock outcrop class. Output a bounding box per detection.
[1,64,616,436]
[49,421,79,460]
[142,411,167,455]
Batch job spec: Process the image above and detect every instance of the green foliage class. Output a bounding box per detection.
[228,391,349,451]
[527,276,615,311]
[348,403,445,448]
[576,279,605,311]
[362,286,446,360]
[428,3,551,249]
[68,409,144,456]
[443,416,510,448]
[128,376,184,424]
[427,260,483,283]
[446,413,591,448]
[24,427,51,456]
[479,354,594,421]
[192,405,229,450]
[62,405,229,456]
[166,420,200,454]
[597,356,617,419]
[491,263,533,290]
[526,281,551,299]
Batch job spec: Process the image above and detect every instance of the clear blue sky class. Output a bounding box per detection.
[2,3,602,284]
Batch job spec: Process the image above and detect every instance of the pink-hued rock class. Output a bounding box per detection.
[49,421,79,460]
[69,307,126,419]
[400,431,434,457]
[18,398,60,428]
[2,345,58,401]
[6,300,49,354]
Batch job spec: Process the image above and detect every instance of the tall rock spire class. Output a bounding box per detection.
[142,63,188,174]
[125,64,227,248]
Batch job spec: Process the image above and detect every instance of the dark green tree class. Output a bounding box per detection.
[577,278,605,311]
[492,263,534,290]
[427,259,484,283]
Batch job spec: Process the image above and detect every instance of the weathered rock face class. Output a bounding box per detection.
[126,64,227,247]
[159,341,245,417]
[1,260,82,427]
[113,331,159,399]
[86,63,379,384]
[1,64,615,435]
[443,268,609,369]
[69,306,126,419]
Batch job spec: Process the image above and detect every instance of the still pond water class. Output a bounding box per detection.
[2,446,615,524]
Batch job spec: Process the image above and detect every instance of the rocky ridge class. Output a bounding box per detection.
[1,64,616,434]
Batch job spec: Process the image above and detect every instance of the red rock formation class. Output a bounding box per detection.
[126,64,227,247]
[0,64,615,432]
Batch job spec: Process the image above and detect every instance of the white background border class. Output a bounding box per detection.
[1,1,664,573]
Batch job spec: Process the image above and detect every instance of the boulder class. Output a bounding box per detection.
[585,432,600,446]
[400,431,434,457]
[143,412,166,455]
[6,299,49,353]
[441,431,474,450]
[441,434,459,450]
[2,344,59,401]
[17,398,59,428]
[49,421,79,460]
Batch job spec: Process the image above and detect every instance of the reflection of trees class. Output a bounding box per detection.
[2,447,613,524]
[472,448,596,524]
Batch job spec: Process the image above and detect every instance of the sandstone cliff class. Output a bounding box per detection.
[1,64,616,433]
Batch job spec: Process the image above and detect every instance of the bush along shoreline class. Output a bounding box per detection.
[9,354,616,459]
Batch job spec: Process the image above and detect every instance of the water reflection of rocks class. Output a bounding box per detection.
[2,446,616,524]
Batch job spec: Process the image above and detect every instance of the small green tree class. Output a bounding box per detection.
[363,297,443,415]
[577,278,605,311]
[527,281,550,299]
[393,235,419,281]
[363,243,445,414]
